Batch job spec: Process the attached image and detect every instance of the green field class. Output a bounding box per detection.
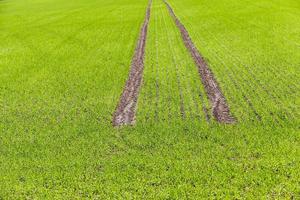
[0,0,299,198]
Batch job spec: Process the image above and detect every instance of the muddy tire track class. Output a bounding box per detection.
[164,1,235,124]
[112,0,152,126]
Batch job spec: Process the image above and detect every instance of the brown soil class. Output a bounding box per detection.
[112,0,152,126]
[164,1,236,123]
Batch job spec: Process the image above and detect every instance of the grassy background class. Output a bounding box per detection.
[0,0,299,198]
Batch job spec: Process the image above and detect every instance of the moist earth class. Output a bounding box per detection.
[112,0,152,126]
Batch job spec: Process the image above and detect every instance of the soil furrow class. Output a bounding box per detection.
[112,0,152,126]
[164,1,236,124]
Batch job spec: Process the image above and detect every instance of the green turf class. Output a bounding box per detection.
[0,0,299,198]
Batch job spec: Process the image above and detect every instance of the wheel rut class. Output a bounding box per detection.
[164,0,236,124]
[112,0,152,126]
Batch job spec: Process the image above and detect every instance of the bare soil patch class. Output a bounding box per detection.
[164,1,235,123]
[112,0,152,126]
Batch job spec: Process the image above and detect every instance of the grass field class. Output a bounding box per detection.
[0,0,299,198]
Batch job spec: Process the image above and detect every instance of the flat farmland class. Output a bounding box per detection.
[166,0,300,125]
[0,0,299,198]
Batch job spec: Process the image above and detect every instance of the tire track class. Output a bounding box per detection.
[112,0,152,126]
[176,13,286,124]
[164,1,236,124]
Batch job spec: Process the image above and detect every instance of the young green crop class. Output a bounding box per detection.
[137,0,211,124]
[0,0,299,198]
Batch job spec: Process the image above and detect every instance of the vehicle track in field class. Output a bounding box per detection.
[112,0,152,126]
[164,0,235,123]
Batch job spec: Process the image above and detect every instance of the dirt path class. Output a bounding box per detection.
[112,0,152,126]
[164,1,236,123]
